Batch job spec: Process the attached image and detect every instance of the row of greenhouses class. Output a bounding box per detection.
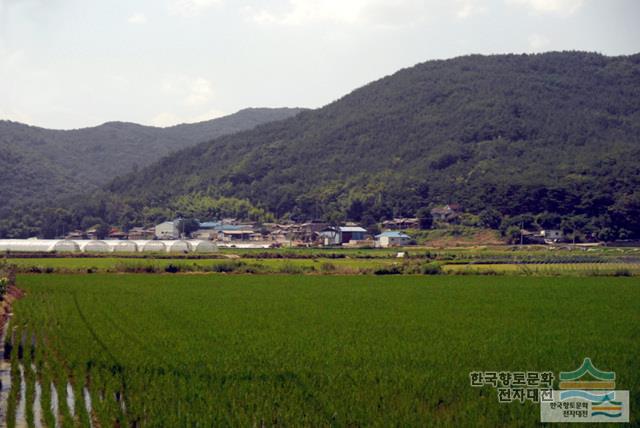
[0,239,217,253]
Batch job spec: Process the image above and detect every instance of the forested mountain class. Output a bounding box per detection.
[6,52,640,239]
[0,107,304,218]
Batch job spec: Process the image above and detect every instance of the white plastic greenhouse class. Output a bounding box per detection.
[0,239,80,253]
[76,240,111,253]
[106,240,139,253]
[0,239,219,254]
[163,240,191,254]
[189,240,218,253]
[133,240,167,253]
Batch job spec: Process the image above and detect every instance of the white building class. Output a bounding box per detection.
[375,231,412,248]
[318,226,368,246]
[540,229,564,244]
[155,221,179,239]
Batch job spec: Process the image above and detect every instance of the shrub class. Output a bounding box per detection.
[208,261,246,273]
[278,263,304,274]
[374,266,403,275]
[319,262,337,273]
[165,264,180,273]
[613,268,632,277]
[422,262,443,275]
[0,277,7,297]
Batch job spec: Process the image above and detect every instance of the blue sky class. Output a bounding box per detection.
[1,0,638,129]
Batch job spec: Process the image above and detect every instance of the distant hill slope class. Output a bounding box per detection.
[0,107,304,215]
[105,52,640,237]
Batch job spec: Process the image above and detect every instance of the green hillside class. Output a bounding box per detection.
[5,52,640,239]
[0,108,304,220]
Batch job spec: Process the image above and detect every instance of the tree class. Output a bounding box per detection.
[504,225,522,245]
[416,208,433,230]
[175,218,200,237]
[479,209,502,229]
[96,222,111,240]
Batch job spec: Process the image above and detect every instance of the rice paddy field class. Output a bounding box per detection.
[4,274,640,426]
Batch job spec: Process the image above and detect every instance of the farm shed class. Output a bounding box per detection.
[375,231,412,248]
[189,240,217,253]
[163,240,191,253]
[318,226,368,245]
[0,239,80,253]
[76,240,111,253]
[106,240,138,253]
[134,240,167,253]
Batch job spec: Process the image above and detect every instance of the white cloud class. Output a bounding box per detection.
[161,75,214,106]
[528,33,550,51]
[189,108,225,123]
[168,0,223,17]
[185,77,213,106]
[127,13,147,24]
[455,0,486,19]
[506,0,584,15]
[150,112,182,127]
[249,0,365,26]
[246,0,432,28]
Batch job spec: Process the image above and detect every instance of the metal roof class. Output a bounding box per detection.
[339,226,367,232]
[375,231,411,238]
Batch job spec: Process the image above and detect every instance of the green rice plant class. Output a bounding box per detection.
[6,274,640,426]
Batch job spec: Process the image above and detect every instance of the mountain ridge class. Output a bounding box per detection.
[4,51,640,239]
[0,107,306,221]
[103,51,640,239]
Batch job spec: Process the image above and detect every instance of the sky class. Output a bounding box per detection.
[0,0,639,129]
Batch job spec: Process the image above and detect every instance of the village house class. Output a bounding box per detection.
[190,221,222,240]
[520,229,565,245]
[127,227,155,240]
[318,226,368,246]
[219,229,259,242]
[430,204,460,222]
[65,230,85,240]
[155,221,179,240]
[191,229,217,240]
[86,227,99,240]
[375,231,413,248]
[270,222,328,243]
[381,218,419,230]
[108,227,128,240]
[540,229,564,244]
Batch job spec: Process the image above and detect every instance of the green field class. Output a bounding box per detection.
[6,274,640,426]
[7,255,640,277]
[7,257,396,274]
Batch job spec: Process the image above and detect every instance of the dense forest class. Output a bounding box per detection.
[3,52,640,240]
[0,107,304,221]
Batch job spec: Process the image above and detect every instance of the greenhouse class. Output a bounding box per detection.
[106,240,138,253]
[76,240,111,253]
[189,240,218,253]
[133,240,167,253]
[163,240,191,254]
[0,239,80,253]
